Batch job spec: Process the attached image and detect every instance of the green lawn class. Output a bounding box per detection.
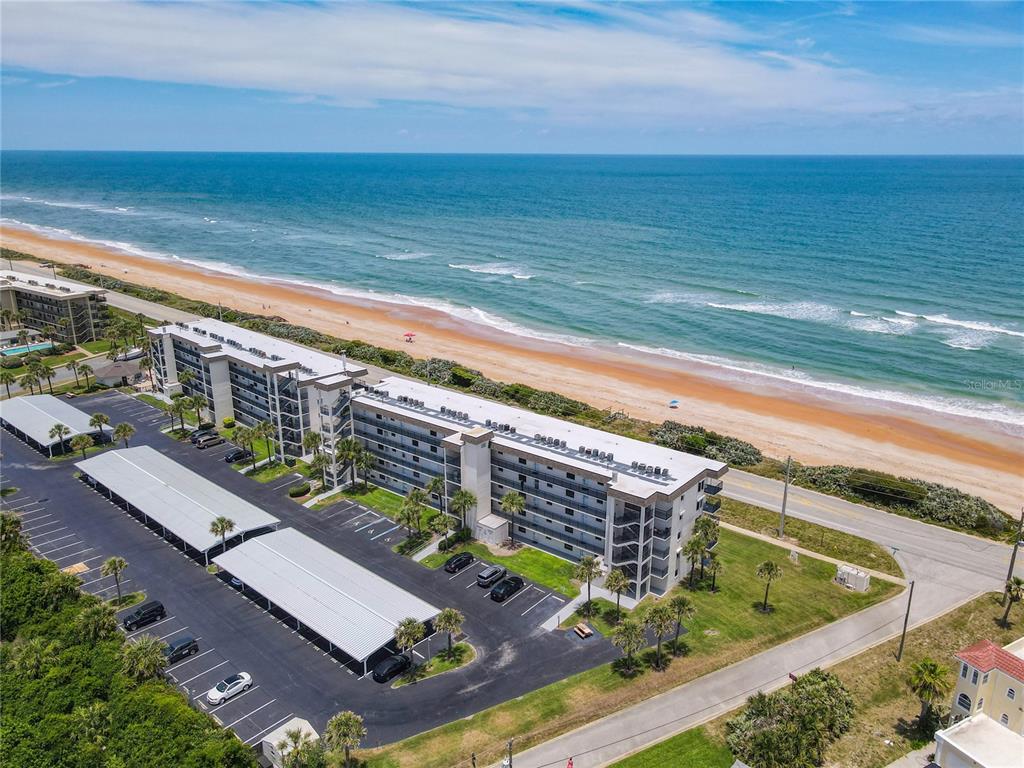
[309,490,348,512]
[422,541,581,598]
[3,350,87,378]
[1,486,19,497]
[80,339,113,354]
[610,726,734,768]
[559,597,623,636]
[341,484,406,518]
[107,591,146,610]
[244,460,307,484]
[218,425,275,468]
[136,393,169,411]
[51,442,114,462]
[394,643,476,688]
[718,497,903,577]
[365,528,901,768]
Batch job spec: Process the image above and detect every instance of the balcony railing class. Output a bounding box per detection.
[491,476,606,522]
[352,413,444,447]
[490,456,608,501]
[355,427,445,467]
[704,480,723,495]
[703,498,721,515]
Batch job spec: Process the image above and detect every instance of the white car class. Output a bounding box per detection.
[205,672,251,705]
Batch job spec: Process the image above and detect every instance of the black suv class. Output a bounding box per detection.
[223,448,252,463]
[372,654,411,683]
[122,600,166,631]
[443,552,474,574]
[490,576,525,602]
[164,636,199,664]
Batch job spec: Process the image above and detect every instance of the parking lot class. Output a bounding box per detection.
[0,390,618,745]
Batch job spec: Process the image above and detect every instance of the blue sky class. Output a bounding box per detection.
[1,1,1021,153]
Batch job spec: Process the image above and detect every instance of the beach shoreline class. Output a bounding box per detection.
[2,224,1020,512]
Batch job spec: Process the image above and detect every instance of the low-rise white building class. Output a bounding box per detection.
[0,269,109,344]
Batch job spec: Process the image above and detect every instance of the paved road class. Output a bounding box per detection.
[514,473,1018,768]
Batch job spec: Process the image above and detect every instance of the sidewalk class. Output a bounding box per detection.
[884,743,937,768]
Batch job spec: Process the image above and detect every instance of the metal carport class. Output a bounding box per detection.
[0,394,111,456]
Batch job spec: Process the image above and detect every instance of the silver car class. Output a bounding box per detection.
[476,565,507,587]
[206,672,251,705]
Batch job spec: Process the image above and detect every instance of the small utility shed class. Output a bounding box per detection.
[0,393,111,456]
[214,528,440,673]
[76,446,280,563]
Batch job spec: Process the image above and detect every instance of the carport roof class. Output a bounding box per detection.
[0,394,111,447]
[213,528,440,662]
[75,446,280,552]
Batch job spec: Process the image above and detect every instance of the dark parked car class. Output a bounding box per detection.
[189,429,216,444]
[490,576,526,602]
[443,552,474,574]
[476,564,507,587]
[372,654,411,683]
[223,448,253,463]
[163,635,199,664]
[122,600,166,631]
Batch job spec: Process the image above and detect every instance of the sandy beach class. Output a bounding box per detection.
[3,225,1020,512]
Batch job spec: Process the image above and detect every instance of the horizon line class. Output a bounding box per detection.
[2,149,1022,158]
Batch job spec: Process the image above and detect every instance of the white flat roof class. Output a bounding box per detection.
[0,394,111,447]
[938,713,1024,768]
[214,528,439,662]
[76,446,279,552]
[150,318,366,383]
[0,269,105,299]
[355,377,726,499]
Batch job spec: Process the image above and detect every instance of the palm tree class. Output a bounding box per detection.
[16,328,29,346]
[394,617,425,657]
[302,430,322,456]
[189,393,208,425]
[70,433,94,459]
[275,728,313,768]
[434,607,465,653]
[355,448,375,491]
[500,490,525,545]
[756,560,783,612]
[253,420,276,463]
[121,635,167,682]
[33,361,55,394]
[334,436,361,482]
[9,636,58,679]
[169,398,188,431]
[604,568,631,622]
[683,535,705,588]
[645,602,675,670]
[113,422,136,448]
[574,555,603,616]
[233,425,259,471]
[137,355,154,388]
[694,515,719,579]
[430,512,453,549]
[177,367,195,393]
[309,453,330,488]
[449,488,477,528]
[0,368,15,398]
[908,658,952,726]
[0,308,11,330]
[75,602,118,643]
[706,551,723,591]
[78,362,93,388]
[323,710,366,768]
[210,516,236,554]
[67,358,81,387]
[403,488,429,533]
[72,701,110,750]
[668,593,694,656]
[1001,576,1024,627]
[89,412,110,435]
[1,512,27,554]
[426,474,445,515]
[49,422,72,453]
[101,556,129,604]
[18,371,39,395]
[611,619,645,675]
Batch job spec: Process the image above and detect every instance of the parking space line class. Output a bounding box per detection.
[39,540,88,556]
[243,714,295,745]
[157,626,189,640]
[34,532,75,547]
[270,475,302,490]
[52,548,95,562]
[223,697,275,729]
[500,586,532,607]
[7,500,40,511]
[127,616,177,636]
[182,660,229,685]
[370,524,400,541]
[80,573,114,586]
[354,516,382,532]
[93,579,132,594]
[450,565,481,582]
[521,592,551,616]
[23,520,63,532]
[168,648,215,669]
[213,685,262,711]
[346,509,375,524]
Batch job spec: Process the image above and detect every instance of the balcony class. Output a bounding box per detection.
[490,457,608,501]
[612,511,642,527]
[355,426,444,467]
[703,498,721,515]
[353,413,444,447]
[491,475,606,522]
[704,480,723,495]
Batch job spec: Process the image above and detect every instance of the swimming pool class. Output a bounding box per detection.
[1,342,55,357]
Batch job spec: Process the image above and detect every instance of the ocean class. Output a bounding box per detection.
[2,152,1022,429]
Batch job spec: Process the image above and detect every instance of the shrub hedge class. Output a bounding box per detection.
[288,482,311,498]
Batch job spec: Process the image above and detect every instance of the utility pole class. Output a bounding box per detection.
[1003,508,1024,606]
[896,579,915,662]
[778,456,792,538]
[471,754,476,768]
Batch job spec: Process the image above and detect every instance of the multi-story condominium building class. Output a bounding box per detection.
[935,637,1024,768]
[0,269,109,344]
[148,319,366,481]
[351,377,727,599]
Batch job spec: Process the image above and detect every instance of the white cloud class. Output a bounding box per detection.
[890,24,1023,48]
[36,78,76,89]
[0,2,1015,128]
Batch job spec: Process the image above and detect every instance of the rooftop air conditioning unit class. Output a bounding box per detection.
[585,449,592,457]
[510,426,516,434]
[534,432,541,439]
[579,445,586,454]
[606,452,613,462]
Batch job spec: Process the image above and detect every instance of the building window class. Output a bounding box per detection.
[961,664,968,679]
[565,507,574,516]
[565,489,575,498]
[977,698,984,711]
[1001,713,1010,726]
[983,672,990,684]
[430,446,437,453]
[430,430,437,437]
[377,443,384,450]
[518,526,526,533]
[413,471,420,478]
[376,413,382,419]
[564,525,574,533]
[413,456,419,463]
[1008,688,1016,700]
[377,428,383,435]
[519,457,527,465]
[956,693,971,710]
[567,472,575,480]
[971,670,979,685]
[412,439,419,446]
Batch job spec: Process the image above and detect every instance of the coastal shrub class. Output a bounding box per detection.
[222,417,235,428]
[726,668,854,768]
[468,377,504,398]
[0,357,21,369]
[651,421,764,467]
[439,526,472,552]
[288,482,311,498]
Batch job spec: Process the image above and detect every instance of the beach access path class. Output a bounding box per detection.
[512,478,1015,768]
